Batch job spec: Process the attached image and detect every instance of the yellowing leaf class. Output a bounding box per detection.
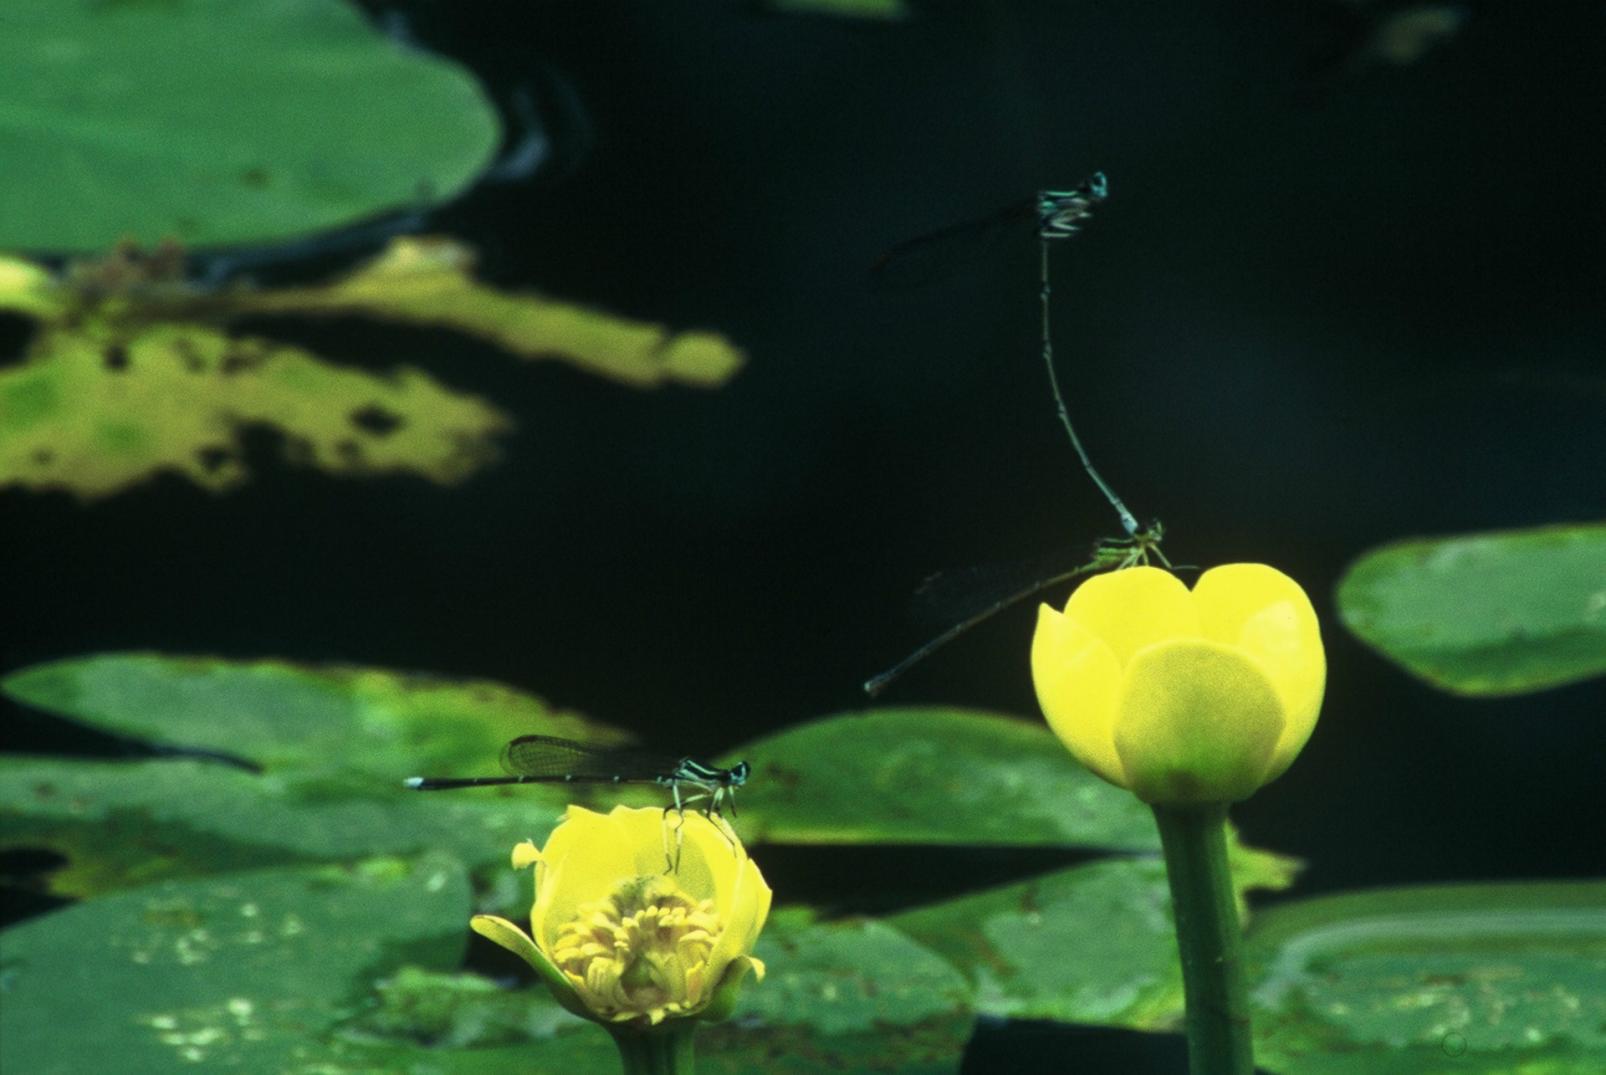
[0,320,506,498]
[0,236,745,498]
[232,237,746,387]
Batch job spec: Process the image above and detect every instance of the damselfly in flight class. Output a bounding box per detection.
[405,735,750,868]
[864,172,1172,696]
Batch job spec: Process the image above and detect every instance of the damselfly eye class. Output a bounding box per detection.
[731,761,751,784]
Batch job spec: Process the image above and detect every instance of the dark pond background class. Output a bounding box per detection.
[3,2,1603,1071]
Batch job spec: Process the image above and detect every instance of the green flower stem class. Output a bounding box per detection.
[606,1020,697,1075]
[1152,803,1254,1075]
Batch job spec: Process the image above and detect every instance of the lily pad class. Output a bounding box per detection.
[0,0,499,252]
[0,755,576,899]
[0,856,472,1074]
[888,839,1299,1029]
[1,652,628,781]
[0,654,644,896]
[1245,881,1606,1075]
[313,913,972,1073]
[1336,522,1606,695]
[730,707,1159,851]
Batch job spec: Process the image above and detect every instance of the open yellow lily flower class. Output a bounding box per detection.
[1032,564,1324,804]
[471,805,771,1027]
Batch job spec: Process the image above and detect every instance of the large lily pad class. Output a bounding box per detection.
[0,856,471,1074]
[0,654,634,896]
[1246,881,1606,1075]
[331,912,973,1074]
[0,755,574,900]
[0,0,499,253]
[730,707,1159,851]
[888,839,1299,1029]
[1336,523,1606,695]
[2,652,627,780]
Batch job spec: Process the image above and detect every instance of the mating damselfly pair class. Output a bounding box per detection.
[864,172,1173,696]
[406,734,750,870]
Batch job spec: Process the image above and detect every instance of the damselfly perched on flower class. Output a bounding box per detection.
[406,734,749,818]
[406,736,751,870]
[864,172,1174,695]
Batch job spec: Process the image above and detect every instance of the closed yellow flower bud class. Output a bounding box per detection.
[1031,564,1325,804]
[471,805,771,1027]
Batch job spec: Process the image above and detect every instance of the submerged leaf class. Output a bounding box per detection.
[0,0,499,252]
[231,237,747,387]
[0,237,744,497]
[0,318,507,497]
[1337,522,1606,695]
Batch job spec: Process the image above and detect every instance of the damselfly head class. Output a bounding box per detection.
[729,761,751,786]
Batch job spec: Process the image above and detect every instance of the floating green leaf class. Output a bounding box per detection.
[1337,522,1606,695]
[0,0,499,252]
[888,839,1298,1029]
[1246,882,1606,1075]
[0,755,567,899]
[705,909,973,1072]
[0,856,471,1074]
[731,707,1159,851]
[2,652,627,780]
[0,654,637,896]
[312,913,972,1073]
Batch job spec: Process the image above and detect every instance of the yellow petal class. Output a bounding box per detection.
[1063,566,1199,664]
[1112,640,1285,803]
[531,807,640,949]
[1031,603,1127,786]
[1192,564,1325,781]
[511,840,542,870]
[470,914,545,968]
[704,853,772,987]
[667,810,743,908]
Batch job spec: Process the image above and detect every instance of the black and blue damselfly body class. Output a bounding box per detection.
[406,734,749,818]
[863,173,1172,696]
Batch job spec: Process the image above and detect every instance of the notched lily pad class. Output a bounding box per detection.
[1246,881,1606,1075]
[1337,522,1606,695]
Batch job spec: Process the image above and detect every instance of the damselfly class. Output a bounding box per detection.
[405,735,750,868]
[864,172,1172,696]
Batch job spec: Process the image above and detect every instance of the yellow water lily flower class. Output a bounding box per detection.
[471,805,771,1027]
[1032,564,1325,804]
